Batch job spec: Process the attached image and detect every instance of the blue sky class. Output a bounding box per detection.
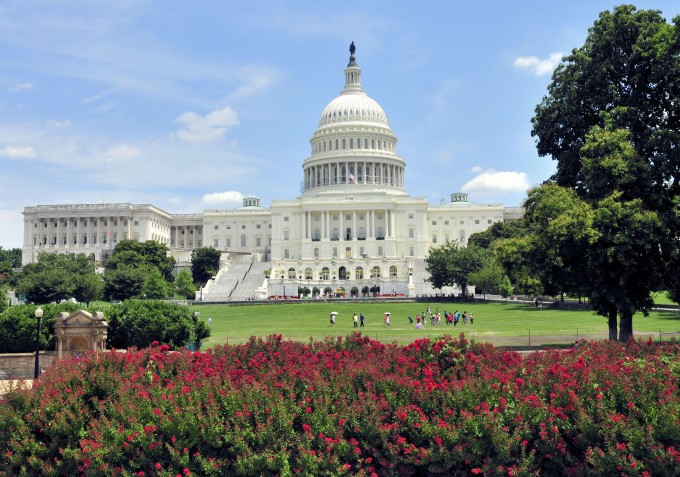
[2,1,679,249]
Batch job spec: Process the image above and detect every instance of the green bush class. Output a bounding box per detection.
[106,300,210,350]
[0,301,209,352]
[0,303,81,352]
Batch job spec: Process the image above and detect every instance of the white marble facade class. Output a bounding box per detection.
[22,46,521,295]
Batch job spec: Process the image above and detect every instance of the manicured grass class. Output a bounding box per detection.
[193,300,680,348]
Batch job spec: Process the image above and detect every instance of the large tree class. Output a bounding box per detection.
[16,252,99,304]
[530,5,679,339]
[105,240,175,281]
[191,247,222,285]
[425,241,488,297]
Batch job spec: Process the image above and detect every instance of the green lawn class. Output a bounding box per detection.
[193,300,680,348]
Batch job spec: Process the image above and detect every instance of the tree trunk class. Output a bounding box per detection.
[618,308,634,342]
[608,308,617,341]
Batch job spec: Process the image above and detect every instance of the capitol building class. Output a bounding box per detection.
[22,45,522,300]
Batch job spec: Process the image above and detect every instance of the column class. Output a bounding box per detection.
[339,211,344,240]
[390,209,396,238]
[352,211,357,239]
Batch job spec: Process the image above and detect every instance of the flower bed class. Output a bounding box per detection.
[1,334,680,476]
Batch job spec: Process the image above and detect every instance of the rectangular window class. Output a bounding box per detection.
[475,219,480,225]
[284,230,289,240]
[256,237,261,247]
[214,225,219,230]
[432,220,437,225]
[433,235,438,244]
[410,247,415,256]
[314,248,319,258]
[284,249,290,258]
[256,224,261,229]
[226,225,231,230]
[488,219,492,224]
[213,239,219,247]
[445,234,449,242]
[284,216,289,221]
[378,246,383,256]
[226,238,231,247]
[408,214,414,219]
[409,228,414,238]
[133,221,138,226]
[333,247,338,257]
[444,220,449,225]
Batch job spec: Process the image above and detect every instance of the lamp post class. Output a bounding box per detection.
[34,307,43,379]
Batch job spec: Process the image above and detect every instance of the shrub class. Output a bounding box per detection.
[1,335,679,475]
[0,303,81,352]
[106,299,210,350]
[0,301,209,352]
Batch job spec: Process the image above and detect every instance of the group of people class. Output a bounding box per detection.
[413,305,474,328]
[329,306,475,329]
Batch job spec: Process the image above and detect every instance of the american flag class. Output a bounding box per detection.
[348,172,356,183]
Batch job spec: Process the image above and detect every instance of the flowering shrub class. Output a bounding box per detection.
[1,334,680,475]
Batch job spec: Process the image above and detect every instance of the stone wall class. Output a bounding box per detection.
[0,351,57,379]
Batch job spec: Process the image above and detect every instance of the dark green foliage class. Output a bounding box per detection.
[16,252,99,304]
[190,247,221,285]
[106,300,210,350]
[174,268,196,299]
[0,303,80,352]
[0,246,22,269]
[105,240,175,281]
[0,300,209,352]
[102,266,145,301]
[142,268,170,299]
[528,5,680,339]
[425,241,488,297]
[468,221,525,250]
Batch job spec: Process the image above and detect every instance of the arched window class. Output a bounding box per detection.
[389,265,398,277]
[288,268,296,279]
[321,267,330,280]
[241,234,247,247]
[370,266,381,278]
[345,227,351,240]
[305,267,313,280]
[358,226,366,239]
[355,266,364,279]
[314,228,320,240]
[331,227,339,240]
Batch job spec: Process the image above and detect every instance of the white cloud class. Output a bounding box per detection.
[202,191,244,205]
[0,145,37,159]
[513,52,563,76]
[105,144,140,160]
[46,119,72,128]
[470,165,483,174]
[461,170,531,195]
[175,106,239,143]
[9,82,33,92]
[229,73,276,101]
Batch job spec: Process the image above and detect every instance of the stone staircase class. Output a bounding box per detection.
[230,261,270,300]
[198,253,269,302]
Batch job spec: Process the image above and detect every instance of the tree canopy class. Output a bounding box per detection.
[191,247,222,285]
[425,241,488,297]
[105,240,175,281]
[528,5,679,339]
[17,252,100,304]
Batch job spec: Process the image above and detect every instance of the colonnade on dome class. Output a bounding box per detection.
[303,160,405,190]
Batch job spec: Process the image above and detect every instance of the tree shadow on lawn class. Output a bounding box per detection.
[652,310,680,323]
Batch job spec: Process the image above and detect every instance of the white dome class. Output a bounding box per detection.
[318,93,389,127]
